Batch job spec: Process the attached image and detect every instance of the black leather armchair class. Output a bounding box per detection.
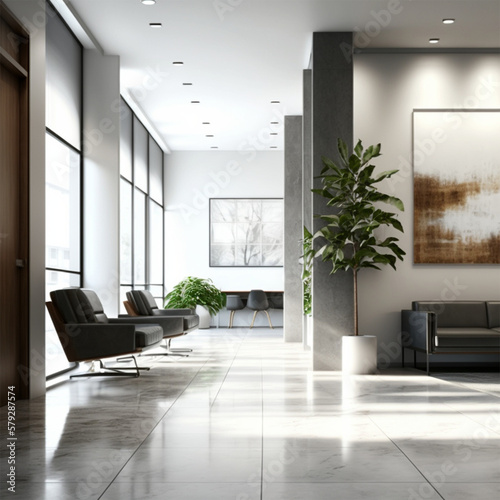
[125,289,200,333]
[124,289,199,355]
[46,288,165,378]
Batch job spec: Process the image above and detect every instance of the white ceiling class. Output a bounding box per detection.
[64,0,500,152]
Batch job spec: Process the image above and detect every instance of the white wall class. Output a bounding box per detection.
[354,53,500,367]
[83,50,121,316]
[164,150,284,293]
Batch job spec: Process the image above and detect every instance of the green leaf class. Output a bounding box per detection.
[390,218,404,232]
[349,154,361,173]
[378,237,398,247]
[354,140,363,158]
[321,156,340,172]
[373,169,398,182]
[319,214,340,225]
[358,164,376,182]
[361,262,382,270]
[388,196,405,211]
[362,143,381,164]
[337,138,349,165]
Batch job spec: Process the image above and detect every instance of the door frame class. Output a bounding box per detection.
[0,0,30,404]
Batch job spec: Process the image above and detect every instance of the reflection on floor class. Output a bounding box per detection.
[431,372,500,398]
[1,328,499,500]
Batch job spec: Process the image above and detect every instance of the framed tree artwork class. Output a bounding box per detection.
[413,109,500,264]
[209,198,284,267]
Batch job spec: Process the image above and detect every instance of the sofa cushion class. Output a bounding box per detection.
[51,288,97,324]
[152,309,199,331]
[436,327,500,348]
[81,289,109,323]
[413,301,488,329]
[134,324,164,347]
[128,290,160,315]
[134,291,156,315]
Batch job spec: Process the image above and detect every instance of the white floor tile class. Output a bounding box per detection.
[263,482,442,500]
[433,482,500,500]
[101,482,261,500]
[262,444,422,483]
[114,446,262,483]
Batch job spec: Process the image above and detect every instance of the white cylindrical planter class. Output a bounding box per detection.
[342,335,377,375]
[306,315,313,350]
[195,305,211,329]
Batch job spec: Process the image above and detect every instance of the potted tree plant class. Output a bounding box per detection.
[311,138,405,374]
[164,276,226,329]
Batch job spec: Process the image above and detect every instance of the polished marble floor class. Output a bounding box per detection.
[1,328,499,500]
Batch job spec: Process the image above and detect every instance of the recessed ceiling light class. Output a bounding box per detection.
[172,61,184,65]
[270,133,278,136]
[211,146,219,149]
[191,100,200,104]
[182,82,192,86]
[429,38,440,44]
[270,121,279,125]
[206,134,214,137]
[141,0,156,5]
[270,146,278,149]
[270,100,280,104]
[202,122,210,125]
[149,22,162,28]
[442,19,455,24]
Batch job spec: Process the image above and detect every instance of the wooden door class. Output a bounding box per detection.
[0,3,29,406]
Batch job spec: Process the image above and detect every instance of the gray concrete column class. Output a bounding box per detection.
[302,69,312,350]
[284,115,303,342]
[311,32,354,370]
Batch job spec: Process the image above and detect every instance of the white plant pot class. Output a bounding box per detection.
[195,305,212,329]
[305,315,313,350]
[342,335,377,375]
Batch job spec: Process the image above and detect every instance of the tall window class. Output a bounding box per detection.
[120,99,165,309]
[45,4,82,377]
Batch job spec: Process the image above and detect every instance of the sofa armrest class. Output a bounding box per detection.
[63,323,137,362]
[109,316,184,337]
[401,310,436,353]
[155,309,195,316]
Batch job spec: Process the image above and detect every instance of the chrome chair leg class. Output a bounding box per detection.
[166,338,192,353]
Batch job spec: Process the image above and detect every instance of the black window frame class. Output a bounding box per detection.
[119,98,165,308]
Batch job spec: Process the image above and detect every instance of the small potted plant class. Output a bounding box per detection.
[164,276,226,329]
[300,227,314,347]
[311,138,405,374]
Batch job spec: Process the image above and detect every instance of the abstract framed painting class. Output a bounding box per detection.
[413,109,500,264]
[209,198,284,267]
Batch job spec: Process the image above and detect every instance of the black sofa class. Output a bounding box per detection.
[401,300,500,374]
